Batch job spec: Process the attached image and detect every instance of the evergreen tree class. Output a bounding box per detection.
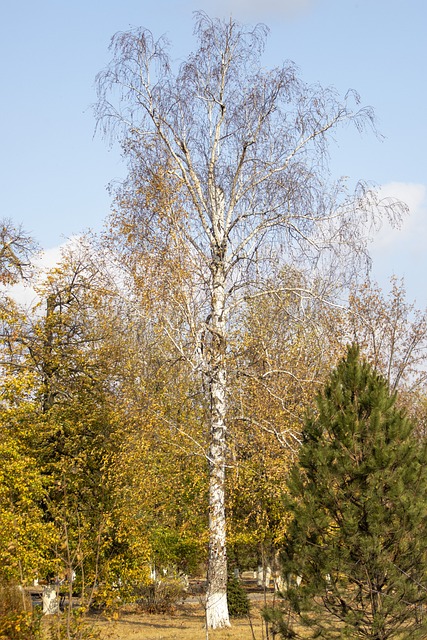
[265,345,427,640]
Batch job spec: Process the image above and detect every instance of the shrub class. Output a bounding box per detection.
[45,609,100,640]
[136,570,188,614]
[226,575,250,618]
[0,584,42,640]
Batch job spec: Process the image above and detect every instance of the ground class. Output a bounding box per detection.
[89,578,275,640]
[92,606,265,640]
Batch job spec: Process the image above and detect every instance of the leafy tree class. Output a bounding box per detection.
[107,412,209,580]
[0,242,152,603]
[0,218,37,285]
[0,419,56,585]
[266,345,427,639]
[225,269,344,580]
[95,14,404,628]
[32,247,154,605]
[0,298,57,585]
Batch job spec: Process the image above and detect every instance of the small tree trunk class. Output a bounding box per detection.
[265,565,272,588]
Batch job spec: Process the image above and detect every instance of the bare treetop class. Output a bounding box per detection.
[95,13,404,300]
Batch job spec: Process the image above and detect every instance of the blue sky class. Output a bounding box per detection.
[1,0,426,306]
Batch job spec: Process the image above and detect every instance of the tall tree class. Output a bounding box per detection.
[95,14,404,627]
[0,240,153,602]
[267,345,427,640]
[0,304,56,585]
[30,245,151,604]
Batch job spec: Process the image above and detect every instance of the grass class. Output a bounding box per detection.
[93,611,263,640]
[91,597,272,640]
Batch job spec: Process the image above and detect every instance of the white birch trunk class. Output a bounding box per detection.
[265,565,272,588]
[205,370,230,627]
[42,586,59,615]
[205,228,230,628]
[273,573,285,592]
[257,564,272,588]
[206,397,228,628]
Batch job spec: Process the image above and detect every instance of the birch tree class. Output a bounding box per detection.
[346,278,427,394]
[95,13,404,628]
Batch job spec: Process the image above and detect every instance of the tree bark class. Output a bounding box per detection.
[205,257,230,628]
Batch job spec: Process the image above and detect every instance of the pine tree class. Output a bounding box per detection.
[265,345,427,639]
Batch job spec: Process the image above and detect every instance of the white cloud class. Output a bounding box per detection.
[3,237,80,309]
[369,182,427,306]
[371,183,427,251]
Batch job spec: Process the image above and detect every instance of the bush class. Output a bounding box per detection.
[45,609,100,640]
[135,570,188,614]
[227,575,250,617]
[0,584,42,640]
